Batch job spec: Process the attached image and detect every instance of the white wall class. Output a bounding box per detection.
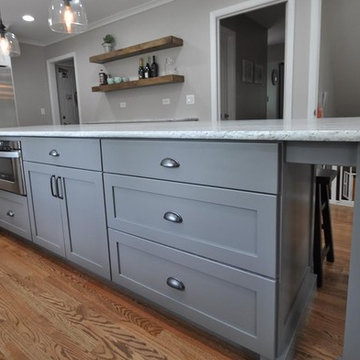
[11,44,52,126]
[319,0,360,117]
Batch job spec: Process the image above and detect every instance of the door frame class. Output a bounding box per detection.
[220,26,236,120]
[47,52,82,125]
[210,0,295,125]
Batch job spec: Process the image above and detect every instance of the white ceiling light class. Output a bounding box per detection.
[22,15,35,22]
[48,0,88,34]
[0,9,21,57]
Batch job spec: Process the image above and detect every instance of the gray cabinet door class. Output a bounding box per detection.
[24,162,65,256]
[59,167,110,279]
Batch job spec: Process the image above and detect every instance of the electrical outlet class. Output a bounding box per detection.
[186,95,195,105]
[40,108,46,115]
[162,98,171,105]
[120,102,127,108]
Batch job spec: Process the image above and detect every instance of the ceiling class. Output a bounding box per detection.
[0,0,173,46]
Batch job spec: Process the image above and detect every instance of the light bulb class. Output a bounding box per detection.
[64,4,74,33]
[0,36,9,56]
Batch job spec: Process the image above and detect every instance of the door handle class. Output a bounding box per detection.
[160,158,180,168]
[166,277,185,291]
[50,175,57,197]
[163,211,183,224]
[49,149,60,157]
[56,176,64,200]
[6,210,15,218]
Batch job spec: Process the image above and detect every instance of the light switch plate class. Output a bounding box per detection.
[120,102,127,108]
[40,108,46,115]
[162,98,171,105]
[186,95,195,105]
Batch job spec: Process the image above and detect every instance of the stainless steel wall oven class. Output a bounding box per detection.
[0,140,26,195]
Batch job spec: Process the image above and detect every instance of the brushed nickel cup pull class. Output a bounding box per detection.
[163,211,183,224]
[6,210,15,218]
[160,158,180,168]
[49,149,60,157]
[166,277,185,291]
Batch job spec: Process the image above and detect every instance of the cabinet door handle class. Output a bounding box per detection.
[56,176,64,200]
[50,175,57,198]
[166,277,185,291]
[49,149,60,157]
[6,210,15,218]
[160,158,180,168]
[163,211,183,224]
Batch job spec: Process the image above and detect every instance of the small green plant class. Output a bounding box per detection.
[103,34,115,44]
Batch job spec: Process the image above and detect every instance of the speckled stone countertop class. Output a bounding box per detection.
[1,118,360,142]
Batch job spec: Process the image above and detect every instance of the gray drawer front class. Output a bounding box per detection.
[105,174,278,277]
[109,229,276,359]
[102,140,279,194]
[22,138,102,171]
[0,190,31,240]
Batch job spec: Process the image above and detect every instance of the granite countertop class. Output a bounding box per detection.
[1,118,360,141]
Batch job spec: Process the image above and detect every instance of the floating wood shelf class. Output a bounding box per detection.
[92,75,184,92]
[89,36,183,64]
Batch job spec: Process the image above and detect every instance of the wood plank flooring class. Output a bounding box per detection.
[0,205,352,360]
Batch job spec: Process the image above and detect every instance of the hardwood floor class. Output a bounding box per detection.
[0,205,352,360]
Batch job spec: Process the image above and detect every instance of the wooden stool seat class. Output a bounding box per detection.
[313,168,337,288]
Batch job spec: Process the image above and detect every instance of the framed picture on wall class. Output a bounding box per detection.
[242,59,253,83]
[254,65,264,84]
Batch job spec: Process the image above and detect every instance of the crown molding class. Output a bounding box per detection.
[19,39,46,47]
[43,0,175,47]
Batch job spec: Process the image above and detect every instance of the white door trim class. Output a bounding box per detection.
[210,0,295,125]
[307,0,322,119]
[47,52,82,125]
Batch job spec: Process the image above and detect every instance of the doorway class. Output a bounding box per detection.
[210,0,295,123]
[55,60,79,125]
[47,53,81,125]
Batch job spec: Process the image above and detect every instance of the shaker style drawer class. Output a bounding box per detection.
[109,229,277,359]
[22,138,102,171]
[102,140,280,194]
[0,190,31,240]
[104,174,278,277]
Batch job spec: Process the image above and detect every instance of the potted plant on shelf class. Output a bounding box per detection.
[102,34,115,53]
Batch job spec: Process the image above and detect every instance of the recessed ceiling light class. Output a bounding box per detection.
[22,15,35,22]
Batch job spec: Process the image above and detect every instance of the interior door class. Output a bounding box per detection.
[24,162,65,256]
[58,167,110,278]
[55,65,80,125]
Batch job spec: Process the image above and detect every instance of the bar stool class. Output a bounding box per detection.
[313,168,337,288]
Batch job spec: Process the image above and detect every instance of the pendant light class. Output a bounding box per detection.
[0,10,21,57]
[48,0,88,34]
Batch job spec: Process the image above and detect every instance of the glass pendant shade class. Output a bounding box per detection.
[49,0,88,34]
[0,19,21,57]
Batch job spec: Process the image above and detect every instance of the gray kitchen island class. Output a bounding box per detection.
[0,117,358,360]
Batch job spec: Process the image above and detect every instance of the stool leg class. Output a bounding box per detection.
[314,183,323,287]
[321,183,335,263]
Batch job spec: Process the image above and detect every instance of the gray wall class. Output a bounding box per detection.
[45,0,250,124]
[8,0,316,125]
[319,0,360,117]
[291,0,312,119]
[222,16,268,120]
[11,44,52,126]
[41,0,312,124]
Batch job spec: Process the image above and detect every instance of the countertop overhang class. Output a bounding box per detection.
[1,118,360,142]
